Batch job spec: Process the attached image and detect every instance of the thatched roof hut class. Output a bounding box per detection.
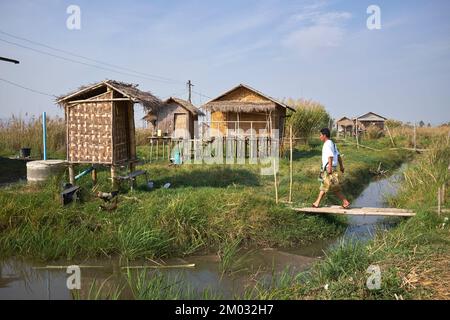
[203,84,294,113]
[202,84,294,138]
[57,80,163,166]
[143,97,204,139]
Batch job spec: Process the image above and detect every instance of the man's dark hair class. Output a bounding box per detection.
[320,128,331,138]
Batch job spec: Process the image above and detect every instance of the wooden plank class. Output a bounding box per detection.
[293,206,415,217]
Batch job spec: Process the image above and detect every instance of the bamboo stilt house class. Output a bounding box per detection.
[336,117,354,137]
[202,84,295,139]
[143,97,204,139]
[56,80,162,167]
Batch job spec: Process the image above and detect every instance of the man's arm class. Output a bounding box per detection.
[327,157,333,174]
[338,155,345,173]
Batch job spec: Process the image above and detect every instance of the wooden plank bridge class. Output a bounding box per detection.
[293,206,416,217]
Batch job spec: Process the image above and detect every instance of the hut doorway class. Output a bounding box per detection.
[174,113,188,138]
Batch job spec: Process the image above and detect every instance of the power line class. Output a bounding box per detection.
[0,37,180,84]
[0,29,183,84]
[0,78,56,98]
[0,30,215,102]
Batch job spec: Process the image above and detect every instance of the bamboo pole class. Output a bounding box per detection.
[438,186,441,216]
[385,123,396,147]
[289,125,293,203]
[413,122,417,151]
[91,168,97,185]
[111,165,118,189]
[269,112,278,204]
[355,119,360,150]
[150,140,153,162]
[68,164,75,185]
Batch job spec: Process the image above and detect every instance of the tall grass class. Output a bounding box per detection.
[244,140,450,300]
[284,98,331,143]
[0,114,65,158]
[0,140,408,262]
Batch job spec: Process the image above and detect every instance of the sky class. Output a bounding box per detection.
[0,0,449,125]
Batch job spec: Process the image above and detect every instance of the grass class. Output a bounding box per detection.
[0,115,65,159]
[0,137,409,262]
[242,138,449,300]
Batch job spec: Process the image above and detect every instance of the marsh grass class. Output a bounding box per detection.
[0,115,65,158]
[0,139,408,262]
[243,139,449,300]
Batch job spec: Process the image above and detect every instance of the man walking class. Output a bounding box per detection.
[312,128,350,209]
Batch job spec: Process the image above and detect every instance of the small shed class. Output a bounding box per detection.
[143,97,204,139]
[336,117,354,137]
[355,112,387,131]
[202,84,294,139]
[56,80,162,183]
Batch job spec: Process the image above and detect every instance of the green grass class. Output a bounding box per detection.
[0,140,409,262]
[242,139,450,300]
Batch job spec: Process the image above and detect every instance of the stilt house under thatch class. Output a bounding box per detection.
[202,84,294,139]
[143,97,204,139]
[56,80,162,166]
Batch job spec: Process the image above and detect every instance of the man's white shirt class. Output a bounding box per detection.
[322,139,340,170]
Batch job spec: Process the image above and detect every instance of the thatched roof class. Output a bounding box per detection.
[56,80,163,111]
[355,112,387,121]
[166,97,205,116]
[203,84,295,112]
[337,117,354,126]
[205,101,278,113]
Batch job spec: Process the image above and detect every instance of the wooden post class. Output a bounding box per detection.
[68,164,75,185]
[289,125,293,203]
[355,119,360,149]
[162,140,165,160]
[438,186,442,216]
[442,184,446,205]
[168,139,171,161]
[156,139,159,160]
[111,166,118,189]
[150,139,153,163]
[385,123,396,147]
[273,157,279,205]
[91,168,97,185]
[413,122,417,151]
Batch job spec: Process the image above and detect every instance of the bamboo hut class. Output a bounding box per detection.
[56,80,162,184]
[202,84,294,139]
[355,112,387,131]
[143,97,204,139]
[336,117,354,137]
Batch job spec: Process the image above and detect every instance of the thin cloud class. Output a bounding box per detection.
[282,5,352,55]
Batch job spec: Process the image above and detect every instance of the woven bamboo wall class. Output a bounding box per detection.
[113,100,131,163]
[67,91,113,164]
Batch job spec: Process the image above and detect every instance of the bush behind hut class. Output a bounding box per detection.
[284,98,331,143]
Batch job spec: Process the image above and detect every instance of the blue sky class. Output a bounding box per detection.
[0,0,449,125]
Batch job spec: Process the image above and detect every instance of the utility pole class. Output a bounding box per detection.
[187,80,194,103]
[0,56,20,64]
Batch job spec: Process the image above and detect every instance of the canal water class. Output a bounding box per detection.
[0,167,405,299]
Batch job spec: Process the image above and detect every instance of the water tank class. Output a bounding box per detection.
[26,160,67,183]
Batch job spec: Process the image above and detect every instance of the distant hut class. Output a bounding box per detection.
[202,84,294,139]
[143,97,204,139]
[56,80,162,184]
[355,112,387,131]
[336,117,354,137]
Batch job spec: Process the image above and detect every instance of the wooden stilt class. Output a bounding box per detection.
[91,168,97,185]
[111,166,118,189]
[150,140,153,162]
[438,187,442,216]
[289,125,293,203]
[68,164,75,185]
[385,123,396,147]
